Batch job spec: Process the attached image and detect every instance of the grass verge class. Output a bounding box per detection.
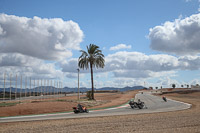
[0,102,21,107]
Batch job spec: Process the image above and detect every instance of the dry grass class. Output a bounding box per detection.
[0,91,138,117]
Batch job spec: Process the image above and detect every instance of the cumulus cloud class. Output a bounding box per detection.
[59,50,200,87]
[0,53,35,67]
[60,58,79,73]
[113,70,151,78]
[105,51,182,73]
[61,51,200,79]
[0,13,84,60]
[106,51,200,79]
[0,53,65,81]
[178,55,200,70]
[149,13,200,55]
[109,44,131,51]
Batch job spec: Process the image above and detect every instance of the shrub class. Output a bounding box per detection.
[86,91,92,100]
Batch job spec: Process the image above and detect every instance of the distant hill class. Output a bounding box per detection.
[95,86,145,92]
[0,86,145,93]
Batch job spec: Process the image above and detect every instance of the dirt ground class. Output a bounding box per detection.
[0,91,137,117]
[0,90,200,133]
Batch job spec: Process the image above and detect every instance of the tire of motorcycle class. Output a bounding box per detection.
[131,105,134,109]
[144,105,148,109]
[74,110,79,114]
[138,105,143,109]
[85,109,89,113]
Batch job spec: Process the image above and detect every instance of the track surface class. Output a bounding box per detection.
[0,92,191,123]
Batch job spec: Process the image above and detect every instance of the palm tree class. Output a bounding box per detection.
[78,44,105,100]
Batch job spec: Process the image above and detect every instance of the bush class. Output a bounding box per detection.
[86,91,92,100]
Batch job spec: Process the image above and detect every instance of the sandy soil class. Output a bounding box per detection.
[0,90,200,133]
[0,91,138,117]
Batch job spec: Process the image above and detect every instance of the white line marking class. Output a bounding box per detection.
[0,112,73,120]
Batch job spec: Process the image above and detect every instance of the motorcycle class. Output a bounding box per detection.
[129,99,147,109]
[162,96,167,102]
[73,104,89,114]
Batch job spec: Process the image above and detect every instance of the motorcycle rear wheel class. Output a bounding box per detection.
[85,109,89,113]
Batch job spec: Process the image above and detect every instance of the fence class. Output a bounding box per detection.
[0,73,63,102]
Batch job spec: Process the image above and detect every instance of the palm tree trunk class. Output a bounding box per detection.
[90,63,94,100]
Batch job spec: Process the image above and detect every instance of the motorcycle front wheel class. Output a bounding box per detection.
[74,110,79,114]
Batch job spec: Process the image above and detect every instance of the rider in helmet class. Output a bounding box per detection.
[138,99,141,103]
[77,104,83,111]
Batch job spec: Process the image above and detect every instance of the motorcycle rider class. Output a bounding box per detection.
[77,104,87,112]
[162,96,167,102]
[77,104,83,111]
[137,99,142,104]
[137,99,144,109]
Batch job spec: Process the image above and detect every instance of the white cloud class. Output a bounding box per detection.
[109,44,131,51]
[178,55,200,70]
[0,53,36,67]
[58,49,200,88]
[189,79,200,85]
[60,51,200,80]
[95,72,108,79]
[93,78,138,88]
[60,58,79,73]
[105,51,200,79]
[157,77,180,87]
[65,72,77,78]
[149,13,200,55]
[0,53,64,81]
[61,51,200,80]
[0,13,84,60]
[105,51,181,73]
[113,70,151,78]
[113,69,177,79]
[0,25,5,35]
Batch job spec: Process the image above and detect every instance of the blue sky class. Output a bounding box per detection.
[0,0,200,88]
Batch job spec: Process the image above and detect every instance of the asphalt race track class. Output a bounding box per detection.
[0,92,191,123]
